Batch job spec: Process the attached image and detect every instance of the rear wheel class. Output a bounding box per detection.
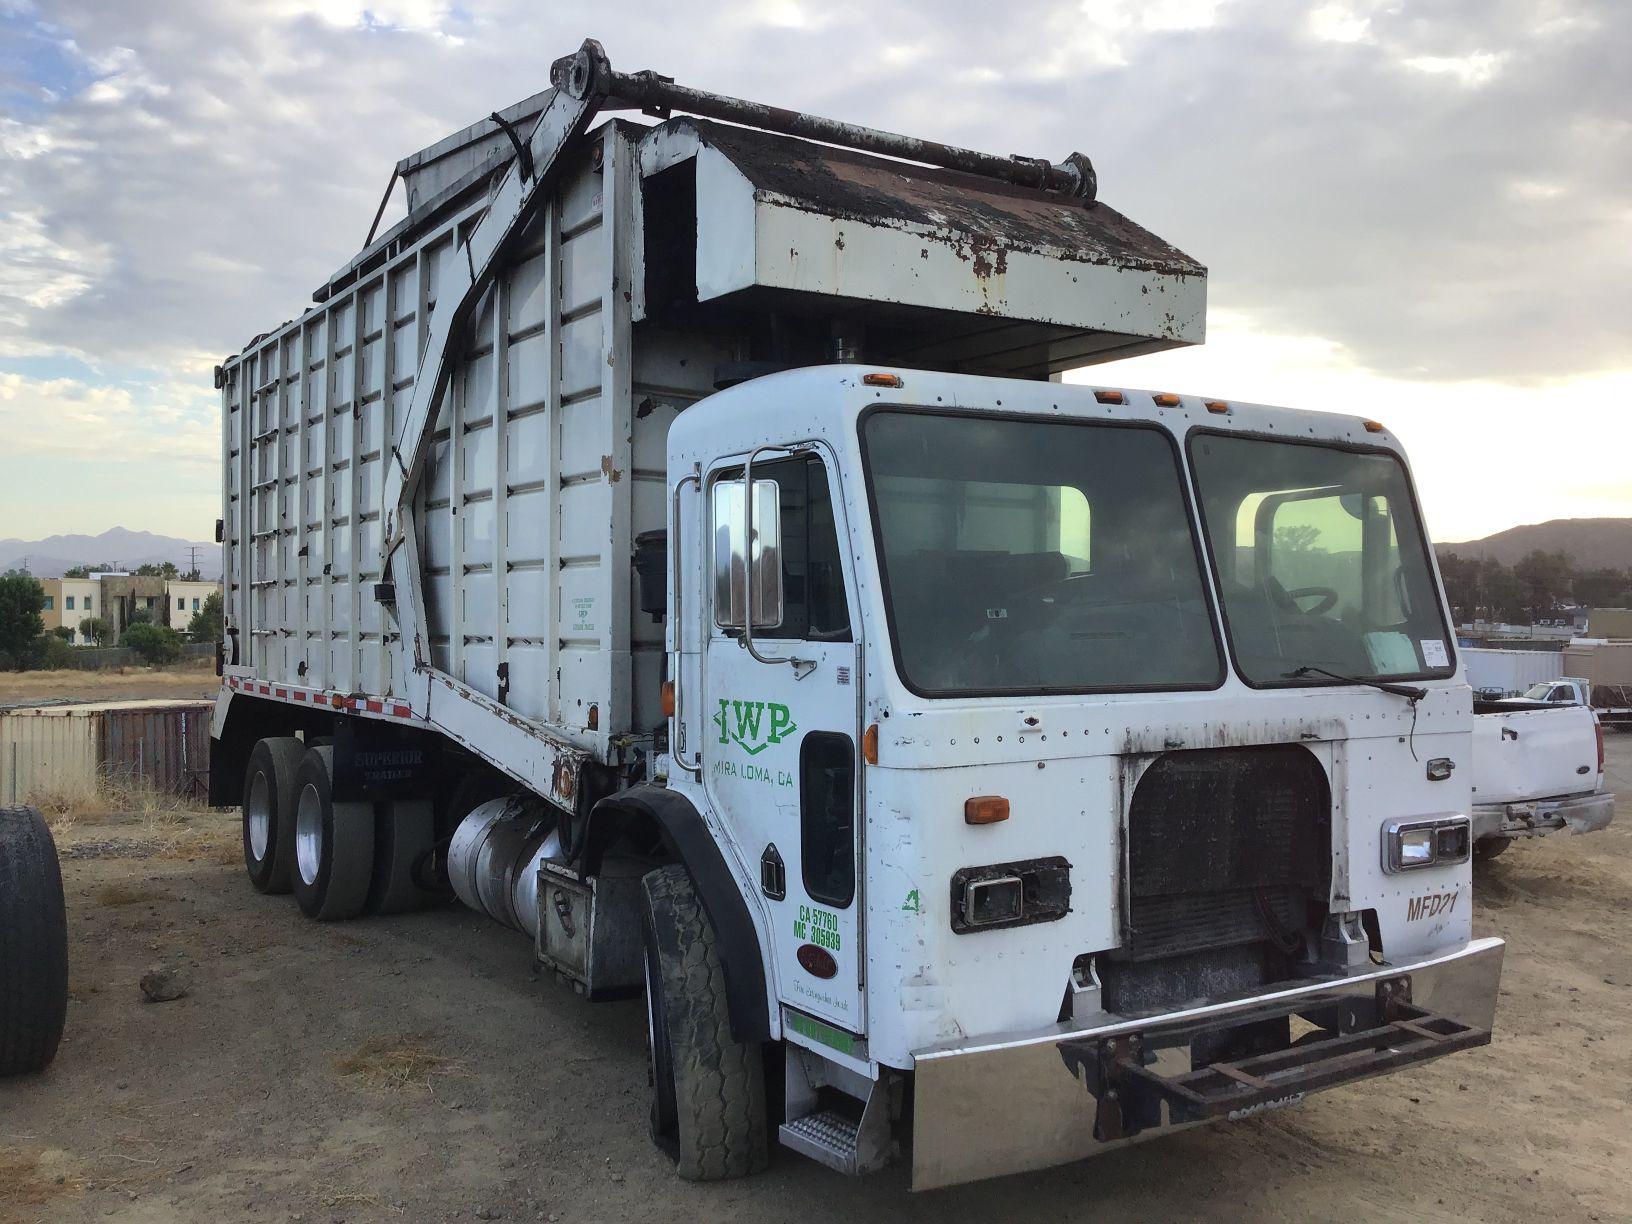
[366,799,437,916]
[640,863,769,1181]
[0,805,68,1075]
[242,737,304,894]
[1473,835,1512,862]
[290,746,376,921]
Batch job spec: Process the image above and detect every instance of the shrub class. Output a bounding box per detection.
[35,633,76,670]
[121,622,183,666]
[51,625,75,642]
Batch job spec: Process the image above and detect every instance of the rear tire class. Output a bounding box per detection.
[366,799,436,915]
[242,737,304,894]
[640,863,769,1181]
[1474,835,1512,862]
[290,746,376,921]
[0,805,69,1075]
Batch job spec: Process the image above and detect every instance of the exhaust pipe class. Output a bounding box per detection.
[447,796,563,937]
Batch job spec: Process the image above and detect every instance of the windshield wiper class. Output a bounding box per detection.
[1286,665,1427,703]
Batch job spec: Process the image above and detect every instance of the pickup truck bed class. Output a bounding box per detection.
[1469,700,1613,854]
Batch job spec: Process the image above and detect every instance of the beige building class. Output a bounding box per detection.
[39,577,104,645]
[166,579,219,631]
[38,574,222,644]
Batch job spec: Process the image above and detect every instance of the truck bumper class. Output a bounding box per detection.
[909,936,1504,1191]
[1472,791,1615,841]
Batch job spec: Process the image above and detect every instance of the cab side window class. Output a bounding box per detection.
[713,455,851,642]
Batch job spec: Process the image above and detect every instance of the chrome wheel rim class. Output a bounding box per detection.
[247,772,271,861]
[295,782,323,886]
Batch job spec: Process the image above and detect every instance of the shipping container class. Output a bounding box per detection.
[1461,647,1564,696]
[0,700,215,804]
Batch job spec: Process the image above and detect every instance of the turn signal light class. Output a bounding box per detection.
[1152,392,1180,407]
[1093,389,1124,404]
[965,795,1010,825]
[661,680,675,718]
[862,372,903,388]
[862,723,879,765]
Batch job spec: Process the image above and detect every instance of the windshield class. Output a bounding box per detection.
[1188,433,1454,687]
[861,409,1222,695]
[1522,682,1554,700]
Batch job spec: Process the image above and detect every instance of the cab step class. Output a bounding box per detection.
[779,1108,862,1173]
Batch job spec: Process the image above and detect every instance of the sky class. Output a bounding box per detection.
[0,0,1627,545]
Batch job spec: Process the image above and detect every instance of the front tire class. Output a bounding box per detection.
[1474,835,1512,862]
[290,746,376,921]
[242,737,304,894]
[640,863,769,1181]
[0,806,68,1075]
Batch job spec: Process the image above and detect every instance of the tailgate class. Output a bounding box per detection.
[1471,706,1599,804]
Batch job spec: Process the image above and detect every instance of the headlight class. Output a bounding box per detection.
[1383,816,1471,873]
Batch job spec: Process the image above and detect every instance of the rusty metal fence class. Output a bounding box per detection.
[0,700,214,805]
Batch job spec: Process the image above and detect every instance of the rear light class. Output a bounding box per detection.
[1093,389,1124,404]
[964,795,1010,825]
[1596,721,1606,773]
[1382,816,1471,873]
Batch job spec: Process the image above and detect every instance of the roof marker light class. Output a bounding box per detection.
[1152,393,1180,407]
[1363,419,1386,433]
[862,372,903,388]
[1094,390,1124,404]
[1205,400,1230,414]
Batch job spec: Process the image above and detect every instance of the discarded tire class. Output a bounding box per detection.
[290,746,376,921]
[640,863,769,1180]
[0,805,69,1075]
[242,736,305,894]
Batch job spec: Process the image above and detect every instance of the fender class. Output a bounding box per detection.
[585,784,771,1043]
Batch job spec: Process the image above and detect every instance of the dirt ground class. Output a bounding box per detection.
[0,660,219,706]
[3,746,1630,1224]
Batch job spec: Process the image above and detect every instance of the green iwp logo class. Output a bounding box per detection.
[713,698,797,755]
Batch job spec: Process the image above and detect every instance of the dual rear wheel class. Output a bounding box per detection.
[240,737,434,920]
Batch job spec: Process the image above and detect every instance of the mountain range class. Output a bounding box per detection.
[0,527,219,579]
[1439,518,1632,571]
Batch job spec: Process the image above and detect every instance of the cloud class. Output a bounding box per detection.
[0,368,217,464]
[0,0,1627,538]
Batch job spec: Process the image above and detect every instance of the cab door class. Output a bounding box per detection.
[701,447,864,1034]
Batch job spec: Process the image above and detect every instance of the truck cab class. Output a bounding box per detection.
[663,365,1502,1187]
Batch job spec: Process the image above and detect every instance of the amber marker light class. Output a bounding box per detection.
[1205,400,1230,414]
[1094,390,1124,404]
[862,372,903,388]
[661,680,675,718]
[862,723,879,765]
[1152,393,1180,407]
[964,795,1011,825]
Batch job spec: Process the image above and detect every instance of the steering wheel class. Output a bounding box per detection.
[1287,586,1340,616]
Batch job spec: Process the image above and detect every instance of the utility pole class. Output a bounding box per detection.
[186,545,201,580]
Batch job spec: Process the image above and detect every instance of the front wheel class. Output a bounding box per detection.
[639,863,769,1181]
[1473,835,1512,862]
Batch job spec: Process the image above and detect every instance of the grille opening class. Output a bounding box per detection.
[1101,746,1331,1016]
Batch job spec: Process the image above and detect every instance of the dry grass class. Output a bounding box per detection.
[0,658,216,705]
[334,1036,455,1091]
[0,1148,86,1210]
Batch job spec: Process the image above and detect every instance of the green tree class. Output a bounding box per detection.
[186,590,223,642]
[0,574,46,670]
[35,633,75,670]
[1574,568,1632,609]
[79,616,110,645]
[127,606,153,627]
[63,562,115,579]
[121,622,183,666]
[134,561,180,579]
[1513,549,1575,618]
[51,625,75,642]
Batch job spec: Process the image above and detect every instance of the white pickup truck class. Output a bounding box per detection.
[1470,692,1614,858]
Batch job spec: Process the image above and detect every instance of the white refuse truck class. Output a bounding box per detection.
[209,39,1504,1190]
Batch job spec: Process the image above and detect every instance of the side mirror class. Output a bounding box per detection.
[712,478,782,629]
